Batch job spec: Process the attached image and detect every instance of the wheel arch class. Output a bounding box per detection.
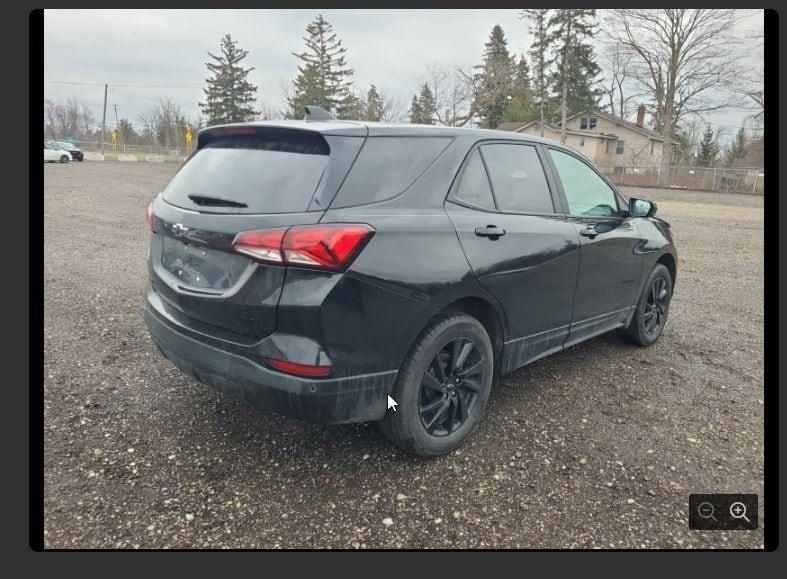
[656,253,677,287]
[433,296,507,383]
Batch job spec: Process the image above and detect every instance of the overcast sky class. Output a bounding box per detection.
[44,9,764,142]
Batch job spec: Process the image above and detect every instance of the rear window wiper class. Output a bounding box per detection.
[187,194,248,208]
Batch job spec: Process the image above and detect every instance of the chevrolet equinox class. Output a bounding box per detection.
[144,106,677,456]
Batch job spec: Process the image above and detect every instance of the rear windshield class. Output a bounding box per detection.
[162,129,330,214]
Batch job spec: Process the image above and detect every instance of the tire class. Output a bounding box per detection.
[378,313,494,456]
[59,155,69,163]
[619,263,672,347]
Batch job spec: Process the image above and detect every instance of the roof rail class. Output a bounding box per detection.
[304,106,336,122]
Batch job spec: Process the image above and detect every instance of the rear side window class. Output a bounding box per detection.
[331,137,452,208]
[453,149,495,210]
[480,144,554,214]
[162,129,329,214]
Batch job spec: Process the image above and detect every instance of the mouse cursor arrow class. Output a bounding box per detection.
[387,395,398,412]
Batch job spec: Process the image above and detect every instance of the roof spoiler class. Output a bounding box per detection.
[304,106,336,122]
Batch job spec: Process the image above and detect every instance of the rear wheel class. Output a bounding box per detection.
[59,155,69,163]
[619,263,672,347]
[378,313,493,456]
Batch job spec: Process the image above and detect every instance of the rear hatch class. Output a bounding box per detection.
[148,124,366,339]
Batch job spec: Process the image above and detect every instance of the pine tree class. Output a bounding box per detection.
[365,85,384,122]
[408,94,423,124]
[336,91,365,120]
[417,84,436,124]
[725,126,748,166]
[474,24,516,129]
[696,124,720,167]
[500,55,536,123]
[546,9,600,142]
[200,35,259,125]
[287,15,354,118]
[523,9,551,136]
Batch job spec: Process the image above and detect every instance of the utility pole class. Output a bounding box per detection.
[113,104,124,152]
[100,83,108,153]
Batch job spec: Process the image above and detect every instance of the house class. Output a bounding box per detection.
[498,105,678,168]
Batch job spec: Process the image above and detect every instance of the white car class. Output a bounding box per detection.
[44,141,72,163]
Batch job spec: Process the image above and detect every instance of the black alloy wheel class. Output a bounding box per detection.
[644,276,669,336]
[419,338,482,436]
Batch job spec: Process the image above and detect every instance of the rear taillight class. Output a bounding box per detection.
[232,224,374,271]
[232,228,287,263]
[265,357,332,377]
[146,203,154,230]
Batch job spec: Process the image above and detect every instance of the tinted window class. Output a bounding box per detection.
[332,137,452,207]
[453,149,495,210]
[480,144,554,213]
[162,132,329,214]
[549,149,619,217]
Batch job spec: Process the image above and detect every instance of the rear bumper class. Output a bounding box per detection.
[144,294,396,424]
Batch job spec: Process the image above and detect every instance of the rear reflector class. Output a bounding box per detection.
[265,357,332,377]
[232,224,374,271]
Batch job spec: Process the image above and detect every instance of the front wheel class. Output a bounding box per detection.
[59,155,69,163]
[619,263,672,347]
[378,313,494,456]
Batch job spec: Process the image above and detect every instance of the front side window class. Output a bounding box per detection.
[549,149,619,217]
[480,144,554,214]
[453,149,495,210]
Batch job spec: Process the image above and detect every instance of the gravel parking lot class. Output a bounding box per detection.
[43,161,764,549]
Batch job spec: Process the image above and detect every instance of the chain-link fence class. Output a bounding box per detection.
[69,140,194,157]
[599,165,764,194]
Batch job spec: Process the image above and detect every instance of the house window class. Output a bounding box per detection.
[605,140,611,154]
[579,138,585,146]
[589,117,597,129]
[650,141,655,156]
[580,117,588,130]
[616,140,625,155]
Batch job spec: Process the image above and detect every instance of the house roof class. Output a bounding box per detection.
[507,120,617,140]
[498,110,679,145]
[496,121,529,132]
[567,110,679,144]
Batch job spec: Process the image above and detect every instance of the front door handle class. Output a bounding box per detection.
[475,225,506,239]
[579,226,598,239]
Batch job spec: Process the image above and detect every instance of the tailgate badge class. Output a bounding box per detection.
[171,223,189,237]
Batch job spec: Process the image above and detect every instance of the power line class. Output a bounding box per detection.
[45,80,201,89]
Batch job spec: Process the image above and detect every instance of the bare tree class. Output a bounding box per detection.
[607,9,748,183]
[44,99,58,138]
[377,89,405,123]
[139,106,160,153]
[598,41,639,119]
[744,77,764,125]
[425,64,477,127]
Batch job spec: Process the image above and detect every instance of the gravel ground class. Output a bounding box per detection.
[43,161,764,549]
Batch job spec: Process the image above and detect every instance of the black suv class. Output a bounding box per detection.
[144,107,677,456]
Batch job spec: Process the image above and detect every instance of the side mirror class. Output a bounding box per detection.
[629,197,656,218]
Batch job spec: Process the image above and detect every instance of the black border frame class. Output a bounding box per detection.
[24,4,779,561]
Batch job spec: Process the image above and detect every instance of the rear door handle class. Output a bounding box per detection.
[475,225,506,239]
[579,226,598,239]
